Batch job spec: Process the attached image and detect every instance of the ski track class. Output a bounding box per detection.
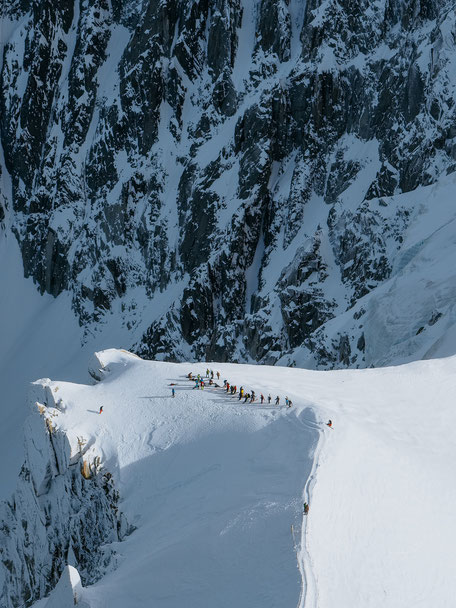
[297,410,325,608]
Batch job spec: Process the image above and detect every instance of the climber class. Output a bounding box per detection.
[172,388,175,398]
[304,502,309,516]
[275,396,280,405]
[244,393,250,403]
[260,394,264,404]
[99,406,103,414]
[326,420,333,428]
[226,382,230,392]
[287,399,293,408]
[268,394,272,404]
[285,396,289,406]
[217,371,220,380]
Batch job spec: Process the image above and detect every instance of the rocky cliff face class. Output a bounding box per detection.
[0,380,130,608]
[2,0,456,367]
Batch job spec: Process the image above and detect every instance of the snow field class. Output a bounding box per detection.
[301,359,456,607]
[31,349,456,607]
[38,350,318,608]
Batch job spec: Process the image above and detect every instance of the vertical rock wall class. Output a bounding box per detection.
[0,384,129,608]
[2,0,456,366]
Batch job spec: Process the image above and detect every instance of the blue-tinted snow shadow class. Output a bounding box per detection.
[89,408,319,608]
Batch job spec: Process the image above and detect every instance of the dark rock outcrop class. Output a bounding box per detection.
[1,0,456,368]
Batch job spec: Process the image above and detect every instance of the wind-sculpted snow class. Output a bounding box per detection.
[2,1,456,367]
[41,566,89,608]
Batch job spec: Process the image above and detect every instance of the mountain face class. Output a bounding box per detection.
[2,0,456,367]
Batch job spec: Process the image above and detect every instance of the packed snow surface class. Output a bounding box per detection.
[31,349,456,607]
[32,349,317,608]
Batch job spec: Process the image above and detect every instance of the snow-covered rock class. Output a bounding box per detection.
[0,365,130,608]
[2,1,456,367]
[44,566,87,608]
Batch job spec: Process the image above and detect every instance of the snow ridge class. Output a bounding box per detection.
[11,349,319,608]
[3,349,456,607]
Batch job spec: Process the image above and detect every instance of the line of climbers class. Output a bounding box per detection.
[187,369,293,408]
[99,369,335,522]
[184,369,334,520]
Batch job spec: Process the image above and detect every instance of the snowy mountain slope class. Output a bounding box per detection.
[3,348,455,607]
[3,1,456,367]
[283,171,456,368]
[302,356,456,607]
[4,349,318,607]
